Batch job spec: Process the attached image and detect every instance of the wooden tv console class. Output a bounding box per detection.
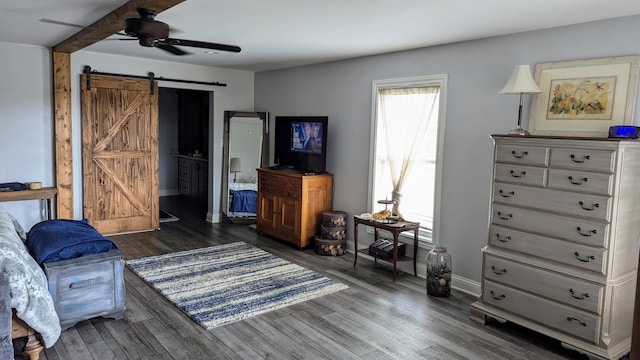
[256,168,332,249]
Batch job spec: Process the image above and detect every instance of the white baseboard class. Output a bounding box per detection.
[207,212,221,223]
[345,239,481,297]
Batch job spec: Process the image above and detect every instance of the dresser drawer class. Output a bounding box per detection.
[496,145,549,166]
[550,148,615,173]
[494,164,546,187]
[483,255,603,313]
[489,225,606,274]
[492,183,611,221]
[179,166,191,180]
[178,158,191,168]
[482,280,599,343]
[492,205,609,248]
[260,174,301,199]
[548,169,613,196]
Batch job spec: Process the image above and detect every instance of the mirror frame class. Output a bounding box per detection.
[221,111,269,219]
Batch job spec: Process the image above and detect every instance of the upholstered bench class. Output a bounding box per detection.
[43,250,125,330]
[26,219,126,330]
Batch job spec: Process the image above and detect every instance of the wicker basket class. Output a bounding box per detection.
[322,211,347,227]
[314,236,347,256]
[321,211,347,240]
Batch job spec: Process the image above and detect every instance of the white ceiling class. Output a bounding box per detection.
[2,0,640,72]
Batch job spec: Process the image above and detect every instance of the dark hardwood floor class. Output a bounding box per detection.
[15,195,594,359]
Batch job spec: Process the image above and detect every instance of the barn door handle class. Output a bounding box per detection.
[569,289,590,300]
[578,201,599,211]
[568,176,588,185]
[570,154,590,163]
[511,150,528,159]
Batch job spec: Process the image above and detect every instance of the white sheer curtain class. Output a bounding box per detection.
[376,86,440,218]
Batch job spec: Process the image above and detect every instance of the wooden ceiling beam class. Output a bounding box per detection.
[53,0,185,53]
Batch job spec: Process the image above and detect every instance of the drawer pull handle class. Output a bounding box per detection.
[497,212,513,220]
[491,266,507,275]
[576,227,596,237]
[490,290,505,300]
[569,288,590,300]
[498,190,515,198]
[495,234,511,242]
[578,201,600,211]
[574,251,596,262]
[509,170,526,178]
[570,154,591,163]
[568,176,588,185]
[69,278,99,288]
[511,150,528,159]
[566,316,587,327]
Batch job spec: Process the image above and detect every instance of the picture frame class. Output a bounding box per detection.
[528,55,640,137]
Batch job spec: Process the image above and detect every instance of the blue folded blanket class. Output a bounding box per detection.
[230,190,257,213]
[26,219,118,265]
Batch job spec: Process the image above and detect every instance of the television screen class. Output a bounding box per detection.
[274,116,328,172]
[290,121,323,154]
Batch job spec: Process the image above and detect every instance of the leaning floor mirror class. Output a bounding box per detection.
[222,111,269,223]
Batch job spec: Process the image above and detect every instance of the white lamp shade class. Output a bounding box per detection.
[499,65,542,94]
[230,157,242,172]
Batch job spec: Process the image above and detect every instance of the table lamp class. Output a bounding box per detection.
[499,65,542,136]
[230,157,242,182]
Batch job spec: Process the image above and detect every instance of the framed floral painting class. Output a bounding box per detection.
[528,56,640,137]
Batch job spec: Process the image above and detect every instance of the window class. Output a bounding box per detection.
[369,75,447,243]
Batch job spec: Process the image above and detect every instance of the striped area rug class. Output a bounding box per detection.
[126,242,348,329]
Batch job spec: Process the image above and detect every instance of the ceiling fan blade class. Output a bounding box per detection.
[165,38,241,53]
[39,18,85,28]
[154,43,189,56]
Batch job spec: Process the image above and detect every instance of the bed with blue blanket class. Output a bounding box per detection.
[229,182,258,216]
[0,206,60,358]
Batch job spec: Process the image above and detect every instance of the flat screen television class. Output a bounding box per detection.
[274,116,328,172]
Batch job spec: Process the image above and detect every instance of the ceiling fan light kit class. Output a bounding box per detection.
[121,8,241,56]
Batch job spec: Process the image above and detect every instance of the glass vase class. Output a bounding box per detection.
[426,246,452,297]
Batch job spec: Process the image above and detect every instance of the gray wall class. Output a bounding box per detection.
[254,15,640,291]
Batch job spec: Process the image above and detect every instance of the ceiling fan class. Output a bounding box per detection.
[119,8,241,56]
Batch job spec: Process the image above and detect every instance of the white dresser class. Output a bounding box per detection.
[470,135,640,360]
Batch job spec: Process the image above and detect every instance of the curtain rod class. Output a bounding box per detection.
[82,66,227,90]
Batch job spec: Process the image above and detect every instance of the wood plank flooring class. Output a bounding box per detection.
[14,196,596,359]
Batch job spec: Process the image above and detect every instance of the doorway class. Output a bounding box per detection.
[158,87,213,220]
